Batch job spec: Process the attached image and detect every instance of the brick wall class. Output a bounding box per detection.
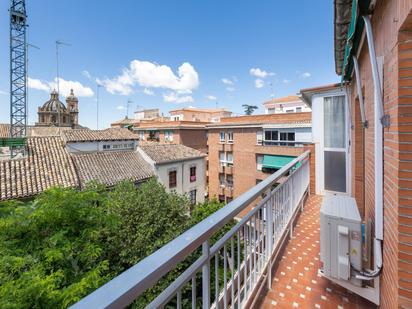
[207,127,309,203]
[348,1,412,307]
[218,112,311,124]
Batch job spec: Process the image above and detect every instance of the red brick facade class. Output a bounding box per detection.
[207,113,312,205]
[347,2,412,307]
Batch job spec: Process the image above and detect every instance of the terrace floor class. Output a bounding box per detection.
[257,195,377,309]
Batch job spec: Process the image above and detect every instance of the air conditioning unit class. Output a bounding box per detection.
[320,195,362,286]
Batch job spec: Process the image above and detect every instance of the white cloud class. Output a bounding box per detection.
[0,90,7,95]
[28,77,94,97]
[116,105,126,110]
[300,72,311,78]
[143,88,154,96]
[250,68,275,78]
[255,79,265,88]
[28,77,50,92]
[222,78,234,85]
[99,60,199,96]
[282,79,291,84]
[82,70,92,79]
[163,92,193,104]
[206,95,217,101]
[226,87,235,92]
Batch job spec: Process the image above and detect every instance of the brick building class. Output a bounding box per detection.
[133,120,208,153]
[297,1,412,307]
[169,107,232,122]
[207,112,312,203]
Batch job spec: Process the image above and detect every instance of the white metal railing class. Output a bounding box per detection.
[71,151,310,309]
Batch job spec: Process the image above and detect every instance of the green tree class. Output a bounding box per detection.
[242,104,258,115]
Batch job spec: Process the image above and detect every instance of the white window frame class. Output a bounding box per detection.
[256,130,263,145]
[219,131,225,143]
[219,151,233,167]
[227,131,234,143]
[256,154,263,171]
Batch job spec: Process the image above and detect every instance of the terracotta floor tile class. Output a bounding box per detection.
[257,195,376,309]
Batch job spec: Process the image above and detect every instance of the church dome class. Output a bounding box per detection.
[41,90,67,112]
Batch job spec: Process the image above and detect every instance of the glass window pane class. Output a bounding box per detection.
[324,96,345,148]
[324,151,346,192]
[265,131,271,140]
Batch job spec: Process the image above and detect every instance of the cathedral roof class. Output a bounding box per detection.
[40,90,67,112]
[66,89,78,101]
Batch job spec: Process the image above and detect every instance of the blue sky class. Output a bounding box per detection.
[0,1,338,129]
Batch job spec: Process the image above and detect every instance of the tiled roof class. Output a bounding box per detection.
[208,112,312,127]
[262,95,302,105]
[0,137,78,201]
[0,124,85,138]
[169,107,230,113]
[62,128,138,142]
[71,151,154,188]
[0,124,9,138]
[135,120,208,129]
[139,143,206,164]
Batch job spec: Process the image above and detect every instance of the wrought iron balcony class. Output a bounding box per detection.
[71,151,311,309]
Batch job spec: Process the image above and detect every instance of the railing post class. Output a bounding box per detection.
[202,240,210,308]
[266,196,273,290]
[289,178,293,239]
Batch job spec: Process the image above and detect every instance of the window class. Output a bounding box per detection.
[219,152,233,166]
[285,109,294,113]
[219,174,225,187]
[256,130,263,145]
[226,197,233,203]
[265,130,278,141]
[227,131,234,143]
[149,130,159,141]
[226,175,233,188]
[190,166,196,182]
[226,152,233,167]
[103,144,111,150]
[169,170,177,188]
[256,155,263,171]
[296,107,302,112]
[218,195,225,203]
[219,131,225,142]
[280,132,295,146]
[189,189,197,205]
[165,130,173,142]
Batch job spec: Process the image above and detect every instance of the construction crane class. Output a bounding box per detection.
[8,0,28,158]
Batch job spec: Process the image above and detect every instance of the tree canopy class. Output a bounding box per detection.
[0,179,226,308]
[242,104,258,115]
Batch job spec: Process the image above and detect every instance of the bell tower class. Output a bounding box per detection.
[66,89,79,127]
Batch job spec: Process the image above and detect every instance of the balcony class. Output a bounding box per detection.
[219,185,225,195]
[71,150,374,309]
[225,165,233,174]
[225,186,233,198]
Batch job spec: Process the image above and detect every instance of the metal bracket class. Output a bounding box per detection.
[381,114,390,128]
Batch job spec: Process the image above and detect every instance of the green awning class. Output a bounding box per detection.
[262,155,296,170]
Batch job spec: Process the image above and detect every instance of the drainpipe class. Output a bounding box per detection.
[361,15,383,278]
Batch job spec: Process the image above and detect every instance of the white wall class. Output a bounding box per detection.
[66,140,137,153]
[155,157,206,204]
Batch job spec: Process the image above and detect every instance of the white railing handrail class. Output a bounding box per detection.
[70,150,310,309]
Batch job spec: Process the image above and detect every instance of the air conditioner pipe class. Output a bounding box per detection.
[359,14,383,277]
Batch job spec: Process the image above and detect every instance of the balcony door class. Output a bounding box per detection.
[323,95,348,193]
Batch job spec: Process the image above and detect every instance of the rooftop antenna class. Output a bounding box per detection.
[55,40,70,128]
[96,83,103,130]
[126,99,133,118]
[9,0,28,158]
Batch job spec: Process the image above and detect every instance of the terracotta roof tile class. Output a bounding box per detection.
[62,128,138,142]
[0,136,78,201]
[139,143,206,164]
[71,151,154,188]
[262,95,302,105]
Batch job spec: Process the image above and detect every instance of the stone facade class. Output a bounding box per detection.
[36,89,79,128]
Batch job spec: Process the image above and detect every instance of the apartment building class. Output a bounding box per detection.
[263,95,311,114]
[169,107,232,122]
[207,112,311,203]
[133,120,208,153]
